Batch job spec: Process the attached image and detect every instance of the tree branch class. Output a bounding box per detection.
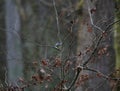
[83,19,120,66]
[65,66,82,91]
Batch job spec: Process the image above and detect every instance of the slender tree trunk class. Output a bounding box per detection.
[115,0,120,69]
[5,0,23,83]
[0,0,6,86]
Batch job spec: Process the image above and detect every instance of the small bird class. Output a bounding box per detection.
[54,42,62,50]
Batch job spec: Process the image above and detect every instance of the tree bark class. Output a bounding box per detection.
[89,0,115,91]
[5,0,23,83]
[77,0,115,91]
[0,0,7,86]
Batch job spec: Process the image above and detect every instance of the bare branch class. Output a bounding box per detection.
[83,19,120,66]
[87,0,103,32]
[0,27,20,39]
[39,0,53,7]
[84,67,109,79]
[84,67,120,81]
[5,67,8,86]
[65,66,83,91]
[52,0,62,43]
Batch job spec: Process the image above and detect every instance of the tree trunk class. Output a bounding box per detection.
[77,0,115,91]
[115,0,120,69]
[88,0,115,91]
[0,0,7,86]
[5,0,23,84]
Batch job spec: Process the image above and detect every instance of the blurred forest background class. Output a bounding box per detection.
[0,0,120,91]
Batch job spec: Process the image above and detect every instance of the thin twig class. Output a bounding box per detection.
[52,0,62,43]
[5,67,8,86]
[105,19,120,32]
[39,0,53,7]
[25,40,61,51]
[84,67,109,79]
[0,27,20,39]
[87,0,103,32]
[84,67,120,81]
